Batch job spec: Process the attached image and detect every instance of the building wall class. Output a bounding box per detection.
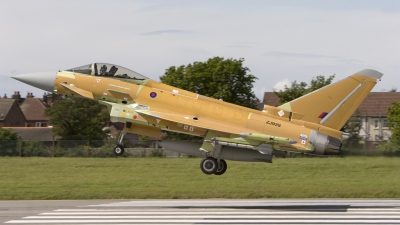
[359,116,391,141]
[26,121,48,127]
[2,101,26,127]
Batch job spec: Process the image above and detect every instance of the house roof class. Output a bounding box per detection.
[356,92,400,117]
[262,92,400,117]
[262,92,280,107]
[0,99,18,121]
[4,127,55,141]
[18,98,49,121]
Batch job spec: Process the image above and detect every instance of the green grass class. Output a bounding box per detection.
[1,157,400,199]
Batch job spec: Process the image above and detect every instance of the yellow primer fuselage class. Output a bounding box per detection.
[54,70,345,155]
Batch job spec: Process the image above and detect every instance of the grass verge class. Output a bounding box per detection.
[1,157,399,199]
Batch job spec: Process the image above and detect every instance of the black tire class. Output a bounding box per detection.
[113,144,124,156]
[200,157,218,175]
[214,159,227,175]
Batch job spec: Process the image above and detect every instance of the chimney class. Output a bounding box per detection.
[26,92,34,98]
[12,91,21,99]
[43,92,48,104]
[47,93,54,107]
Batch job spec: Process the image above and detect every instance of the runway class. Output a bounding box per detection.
[2,199,400,224]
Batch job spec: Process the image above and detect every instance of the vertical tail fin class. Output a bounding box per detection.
[279,69,383,130]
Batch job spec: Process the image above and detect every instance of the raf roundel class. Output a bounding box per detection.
[150,92,157,98]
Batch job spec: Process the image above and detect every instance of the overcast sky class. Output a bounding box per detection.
[1,0,399,100]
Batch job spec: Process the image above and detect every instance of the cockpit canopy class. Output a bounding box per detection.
[65,63,149,80]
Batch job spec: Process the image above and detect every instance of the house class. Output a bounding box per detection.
[356,92,400,141]
[0,92,54,148]
[0,98,26,127]
[263,92,281,107]
[262,92,400,142]
[0,91,50,127]
[19,94,50,127]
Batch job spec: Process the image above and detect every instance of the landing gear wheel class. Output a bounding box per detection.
[113,144,124,156]
[200,157,218,175]
[214,159,227,175]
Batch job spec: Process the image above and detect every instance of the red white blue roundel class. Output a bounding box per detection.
[150,92,157,98]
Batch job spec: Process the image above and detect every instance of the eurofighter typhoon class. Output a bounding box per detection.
[13,63,383,175]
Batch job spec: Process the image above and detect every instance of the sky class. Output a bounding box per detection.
[1,0,399,101]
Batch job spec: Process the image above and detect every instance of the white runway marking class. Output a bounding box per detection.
[6,219,400,224]
[5,200,400,224]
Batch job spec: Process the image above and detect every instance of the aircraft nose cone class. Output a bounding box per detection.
[12,72,56,93]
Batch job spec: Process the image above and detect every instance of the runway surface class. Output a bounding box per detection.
[2,199,400,224]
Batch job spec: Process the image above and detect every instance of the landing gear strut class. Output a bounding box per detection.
[113,132,125,156]
[200,157,228,175]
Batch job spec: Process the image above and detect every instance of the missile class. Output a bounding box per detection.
[240,132,297,144]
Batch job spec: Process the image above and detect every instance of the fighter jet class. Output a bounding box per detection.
[12,63,383,175]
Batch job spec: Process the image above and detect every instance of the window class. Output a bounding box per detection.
[374,120,379,128]
[36,122,47,127]
[383,120,388,128]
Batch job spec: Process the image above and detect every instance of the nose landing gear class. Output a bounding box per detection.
[113,144,124,156]
[113,131,125,156]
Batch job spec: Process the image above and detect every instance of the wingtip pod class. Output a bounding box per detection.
[356,69,383,79]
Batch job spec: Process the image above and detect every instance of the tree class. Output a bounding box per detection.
[274,75,335,104]
[0,127,18,156]
[44,96,109,140]
[377,101,400,155]
[0,127,18,140]
[387,102,400,146]
[341,115,363,151]
[160,57,259,109]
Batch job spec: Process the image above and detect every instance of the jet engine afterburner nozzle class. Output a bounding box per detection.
[309,130,342,155]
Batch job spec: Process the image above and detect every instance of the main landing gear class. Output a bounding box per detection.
[200,157,227,175]
[113,132,125,156]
